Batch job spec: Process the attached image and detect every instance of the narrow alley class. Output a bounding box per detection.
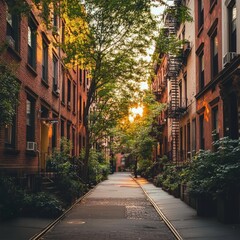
[38,173,175,240]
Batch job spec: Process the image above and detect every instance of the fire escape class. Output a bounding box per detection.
[165,1,187,163]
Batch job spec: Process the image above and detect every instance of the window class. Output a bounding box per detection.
[67,122,71,140]
[192,119,196,155]
[187,122,191,157]
[61,67,65,103]
[67,79,71,108]
[83,70,86,91]
[52,54,58,92]
[5,115,16,148]
[61,119,65,137]
[6,5,19,51]
[52,114,58,150]
[198,0,204,29]
[179,82,182,107]
[228,1,237,52]
[79,134,82,154]
[28,18,37,68]
[199,52,204,90]
[199,114,204,149]
[180,127,183,161]
[212,107,219,136]
[42,39,48,82]
[211,33,218,78]
[26,97,35,142]
[73,84,76,113]
[61,21,65,44]
[184,73,187,106]
[83,101,86,125]
[79,68,83,85]
[72,128,75,156]
[79,95,82,121]
[53,7,58,29]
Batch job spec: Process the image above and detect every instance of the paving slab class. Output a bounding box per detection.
[42,173,175,240]
[135,177,240,240]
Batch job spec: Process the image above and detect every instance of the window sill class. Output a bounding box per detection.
[52,90,60,98]
[26,64,37,77]
[197,25,203,37]
[209,0,217,13]
[73,111,76,116]
[4,148,20,155]
[67,105,71,111]
[41,79,49,88]
[7,46,21,61]
[61,101,66,106]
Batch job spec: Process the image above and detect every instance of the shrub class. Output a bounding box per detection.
[87,149,109,184]
[187,137,240,198]
[23,192,64,218]
[0,174,24,219]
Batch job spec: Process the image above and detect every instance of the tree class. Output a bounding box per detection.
[0,62,20,126]
[55,0,160,180]
[7,0,191,181]
[114,92,164,162]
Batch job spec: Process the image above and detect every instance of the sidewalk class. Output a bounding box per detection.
[135,177,240,240]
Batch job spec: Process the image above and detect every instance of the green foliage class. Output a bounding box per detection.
[186,137,240,198]
[153,164,182,192]
[23,192,64,218]
[46,137,72,173]
[0,63,20,126]
[0,174,24,219]
[46,137,87,204]
[0,175,64,219]
[87,149,109,185]
[115,92,164,162]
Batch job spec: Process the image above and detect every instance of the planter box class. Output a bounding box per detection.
[217,193,240,224]
[196,195,216,217]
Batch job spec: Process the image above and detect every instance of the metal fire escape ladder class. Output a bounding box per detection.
[165,3,182,164]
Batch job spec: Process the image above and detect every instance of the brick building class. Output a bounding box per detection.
[195,0,223,151]
[152,0,225,161]
[219,0,240,139]
[0,0,88,182]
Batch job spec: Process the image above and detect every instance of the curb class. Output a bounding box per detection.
[132,176,183,240]
[29,187,95,240]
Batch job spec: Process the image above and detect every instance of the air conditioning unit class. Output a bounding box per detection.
[6,35,15,48]
[223,52,238,66]
[26,142,37,151]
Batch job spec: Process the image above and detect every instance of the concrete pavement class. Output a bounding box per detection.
[135,177,240,240]
[1,173,240,240]
[41,172,175,240]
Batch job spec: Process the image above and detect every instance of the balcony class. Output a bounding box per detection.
[167,98,188,118]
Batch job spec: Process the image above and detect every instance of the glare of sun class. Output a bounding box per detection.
[129,105,144,122]
[140,82,148,91]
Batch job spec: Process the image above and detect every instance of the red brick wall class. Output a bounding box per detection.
[0,1,87,175]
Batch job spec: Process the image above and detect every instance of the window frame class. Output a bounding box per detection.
[42,37,49,83]
[228,0,237,52]
[6,5,20,52]
[26,96,35,142]
[52,54,58,92]
[211,31,219,78]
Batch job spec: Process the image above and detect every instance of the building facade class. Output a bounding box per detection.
[0,0,88,182]
[220,0,240,139]
[195,0,224,151]
[152,0,226,162]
